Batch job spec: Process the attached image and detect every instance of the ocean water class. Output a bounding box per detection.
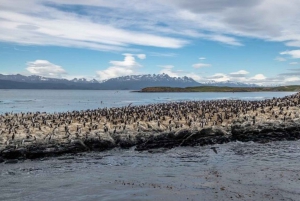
[0,90,296,114]
[1,141,300,201]
[0,90,299,201]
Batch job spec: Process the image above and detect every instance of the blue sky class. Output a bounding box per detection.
[1,0,300,85]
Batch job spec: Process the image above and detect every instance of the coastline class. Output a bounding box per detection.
[138,86,300,93]
[1,92,300,162]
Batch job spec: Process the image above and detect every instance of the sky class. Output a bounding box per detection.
[1,0,300,85]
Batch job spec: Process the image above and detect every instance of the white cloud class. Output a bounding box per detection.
[157,65,205,81]
[4,1,300,86]
[159,65,179,77]
[96,54,142,80]
[149,52,176,57]
[186,72,203,82]
[206,35,242,46]
[274,57,286,62]
[3,0,300,52]
[0,1,188,52]
[229,70,249,77]
[192,63,211,68]
[109,53,141,67]
[166,0,300,47]
[96,67,135,81]
[250,74,266,80]
[161,68,300,85]
[285,77,300,82]
[26,60,67,78]
[198,71,270,85]
[280,50,300,59]
[137,54,146,59]
[289,62,298,65]
[199,57,206,60]
[208,73,230,82]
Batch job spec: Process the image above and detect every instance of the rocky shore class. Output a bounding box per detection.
[1,92,300,162]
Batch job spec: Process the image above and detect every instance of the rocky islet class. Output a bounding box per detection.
[1,92,300,161]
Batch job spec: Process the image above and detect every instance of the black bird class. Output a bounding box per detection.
[211,147,218,154]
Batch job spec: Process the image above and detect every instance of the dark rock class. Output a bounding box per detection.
[84,138,116,151]
[1,149,24,159]
[1,119,300,160]
[231,120,300,143]
[4,159,19,164]
[112,134,137,148]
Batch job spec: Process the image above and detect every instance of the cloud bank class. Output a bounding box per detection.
[2,0,300,51]
[96,54,144,80]
[26,60,67,78]
[192,63,211,68]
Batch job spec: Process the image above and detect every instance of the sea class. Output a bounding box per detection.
[0,90,300,201]
[0,90,296,114]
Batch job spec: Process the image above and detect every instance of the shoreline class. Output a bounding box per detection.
[133,90,298,93]
[138,86,300,93]
[1,92,300,162]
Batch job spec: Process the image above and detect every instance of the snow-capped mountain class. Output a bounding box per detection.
[99,74,200,89]
[0,73,258,89]
[0,74,100,84]
[71,78,99,84]
[199,80,258,87]
[107,74,196,83]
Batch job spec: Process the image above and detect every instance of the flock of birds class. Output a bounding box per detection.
[0,92,300,149]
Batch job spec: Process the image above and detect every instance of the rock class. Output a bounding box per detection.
[57,156,75,160]
[1,149,24,159]
[4,159,18,164]
[84,137,116,151]
[231,119,300,143]
[147,148,168,153]
[1,119,300,160]
[135,126,231,151]
[174,129,192,139]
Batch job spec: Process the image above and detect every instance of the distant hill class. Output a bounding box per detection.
[0,73,259,90]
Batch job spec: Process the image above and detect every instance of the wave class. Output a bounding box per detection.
[14,99,37,103]
[121,100,142,103]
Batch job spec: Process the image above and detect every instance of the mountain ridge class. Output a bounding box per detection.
[0,73,259,89]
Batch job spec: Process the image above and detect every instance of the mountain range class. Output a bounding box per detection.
[0,73,258,90]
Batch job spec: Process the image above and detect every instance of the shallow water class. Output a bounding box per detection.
[1,140,300,201]
[0,90,296,114]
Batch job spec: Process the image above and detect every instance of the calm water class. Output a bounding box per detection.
[0,90,299,201]
[1,141,300,201]
[0,90,296,114]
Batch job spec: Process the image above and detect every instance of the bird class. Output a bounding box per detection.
[211,147,218,154]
